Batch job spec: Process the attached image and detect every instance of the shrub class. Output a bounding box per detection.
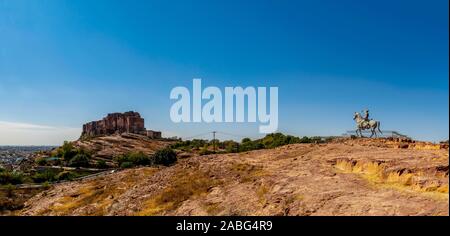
[128,152,151,166]
[0,171,25,185]
[242,138,251,143]
[286,135,301,144]
[115,149,176,167]
[120,162,134,169]
[55,141,92,166]
[170,139,208,151]
[56,171,78,181]
[309,136,323,143]
[238,140,263,152]
[32,170,58,183]
[58,141,78,161]
[151,148,177,166]
[115,151,150,167]
[68,153,90,167]
[179,146,192,152]
[42,181,51,189]
[96,160,108,169]
[299,136,311,143]
[4,184,16,197]
[262,133,291,148]
[199,147,214,156]
[224,140,239,153]
[35,157,48,166]
[114,155,129,167]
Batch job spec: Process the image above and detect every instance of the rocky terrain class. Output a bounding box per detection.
[71,133,173,165]
[18,138,448,216]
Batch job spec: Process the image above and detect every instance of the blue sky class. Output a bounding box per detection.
[0,0,448,145]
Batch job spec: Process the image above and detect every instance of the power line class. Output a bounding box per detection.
[182,130,260,141]
[216,131,259,140]
[183,132,214,140]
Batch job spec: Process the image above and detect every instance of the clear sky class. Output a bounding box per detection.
[0,0,448,145]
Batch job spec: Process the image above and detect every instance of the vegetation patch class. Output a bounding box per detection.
[229,162,266,183]
[115,148,177,168]
[43,141,94,168]
[32,170,59,183]
[171,133,332,155]
[0,170,26,185]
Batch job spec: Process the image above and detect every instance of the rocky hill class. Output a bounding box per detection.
[19,138,448,216]
[72,133,173,164]
[28,133,174,168]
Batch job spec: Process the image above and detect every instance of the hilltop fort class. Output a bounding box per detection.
[81,111,161,139]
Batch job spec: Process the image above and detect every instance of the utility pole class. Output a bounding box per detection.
[212,131,217,153]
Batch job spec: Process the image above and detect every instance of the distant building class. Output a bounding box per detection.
[146,130,162,139]
[81,111,162,139]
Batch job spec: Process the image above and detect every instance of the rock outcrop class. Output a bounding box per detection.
[73,133,173,164]
[81,111,161,139]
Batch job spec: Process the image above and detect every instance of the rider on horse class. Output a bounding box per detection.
[362,109,370,129]
[363,109,369,121]
[353,109,382,138]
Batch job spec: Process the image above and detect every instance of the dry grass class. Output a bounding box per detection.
[413,144,442,150]
[256,184,269,205]
[229,162,266,183]
[335,160,448,200]
[137,169,221,216]
[204,202,222,215]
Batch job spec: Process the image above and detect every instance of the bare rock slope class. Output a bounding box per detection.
[72,133,173,164]
[20,138,449,216]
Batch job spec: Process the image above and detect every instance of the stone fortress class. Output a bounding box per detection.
[81,111,161,139]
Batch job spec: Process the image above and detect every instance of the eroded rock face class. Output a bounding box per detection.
[81,111,146,138]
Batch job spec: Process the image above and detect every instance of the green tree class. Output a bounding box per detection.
[58,141,78,161]
[96,160,108,169]
[68,153,90,167]
[120,162,134,169]
[0,171,25,185]
[151,148,177,166]
[32,170,57,183]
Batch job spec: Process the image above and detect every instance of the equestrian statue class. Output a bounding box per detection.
[353,109,382,138]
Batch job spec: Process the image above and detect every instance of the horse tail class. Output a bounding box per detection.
[377,121,382,134]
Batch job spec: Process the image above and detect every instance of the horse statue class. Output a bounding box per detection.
[353,112,382,138]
